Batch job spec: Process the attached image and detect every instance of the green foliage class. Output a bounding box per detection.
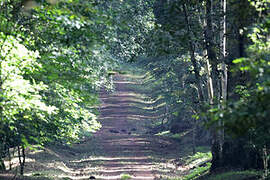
[138,54,202,131]
[167,147,212,180]
[168,152,212,179]
[205,0,270,174]
[175,150,212,180]
[0,0,118,171]
[182,163,211,180]
[206,170,261,180]
[135,0,210,135]
[185,152,212,165]
[207,6,270,149]
[0,32,56,149]
[0,0,268,177]
[120,173,132,180]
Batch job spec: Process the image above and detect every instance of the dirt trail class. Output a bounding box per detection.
[94,74,156,179]
[88,74,182,179]
[1,74,187,180]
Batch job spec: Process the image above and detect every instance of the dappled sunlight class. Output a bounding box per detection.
[71,156,150,163]
[121,74,146,79]
[100,106,154,113]
[28,149,44,154]
[114,81,140,85]
[4,157,35,170]
[100,95,147,102]
[97,167,153,172]
[99,116,142,121]
[16,74,189,180]
[99,114,160,120]
[95,175,155,180]
[2,0,247,178]
[87,74,186,179]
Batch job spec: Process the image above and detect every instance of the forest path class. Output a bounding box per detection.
[75,73,187,180]
[77,74,184,180]
[93,74,156,179]
[61,74,185,179]
[3,73,188,180]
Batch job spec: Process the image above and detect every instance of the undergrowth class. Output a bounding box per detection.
[183,163,211,180]
[120,173,132,180]
[204,170,262,180]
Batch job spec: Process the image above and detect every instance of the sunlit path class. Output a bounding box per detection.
[2,73,186,180]
[0,0,265,179]
[62,73,185,180]
[92,74,158,179]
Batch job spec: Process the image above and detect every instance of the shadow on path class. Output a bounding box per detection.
[6,74,187,180]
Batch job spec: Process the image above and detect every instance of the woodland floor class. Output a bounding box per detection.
[0,73,195,180]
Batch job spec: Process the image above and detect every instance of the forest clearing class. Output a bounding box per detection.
[0,0,269,179]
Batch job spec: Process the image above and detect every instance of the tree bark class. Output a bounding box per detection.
[221,0,227,104]
[218,0,228,167]
[18,146,25,176]
[0,159,5,171]
[262,146,269,179]
[204,0,222,172]
[182,3,206,155]
[182,3,204,103]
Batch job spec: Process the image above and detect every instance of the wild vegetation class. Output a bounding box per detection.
[0,0,269,179]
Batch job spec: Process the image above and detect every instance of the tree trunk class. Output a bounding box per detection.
[262,146,269,179]
[204,0,219,102]
[218,0,228,167]
[182,3,206,155]
[204,0,222,172]
[238,31,245,57]
[192,120,197,154]
[221,0,227,104]
[8,148,12,171]
[182,3,204,103]
[0,159,5,172]
[18,146,25,176]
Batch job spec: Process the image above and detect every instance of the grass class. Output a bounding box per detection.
[165,147,212,180]
[183,163,211,180]
[61,177,72,180]
[155,130,194,144]
[117,70,129,75]
[117,62,146,77]
[179,148,262,180]
[154,129,193,141]
[167,168,262,180]
[171,131,192,140]
[156,130,170,136]
[120,173,132,180]
[185,152,212,164]
[204,170,262,180]
[195,146,211,153]
[0,174,53,180]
